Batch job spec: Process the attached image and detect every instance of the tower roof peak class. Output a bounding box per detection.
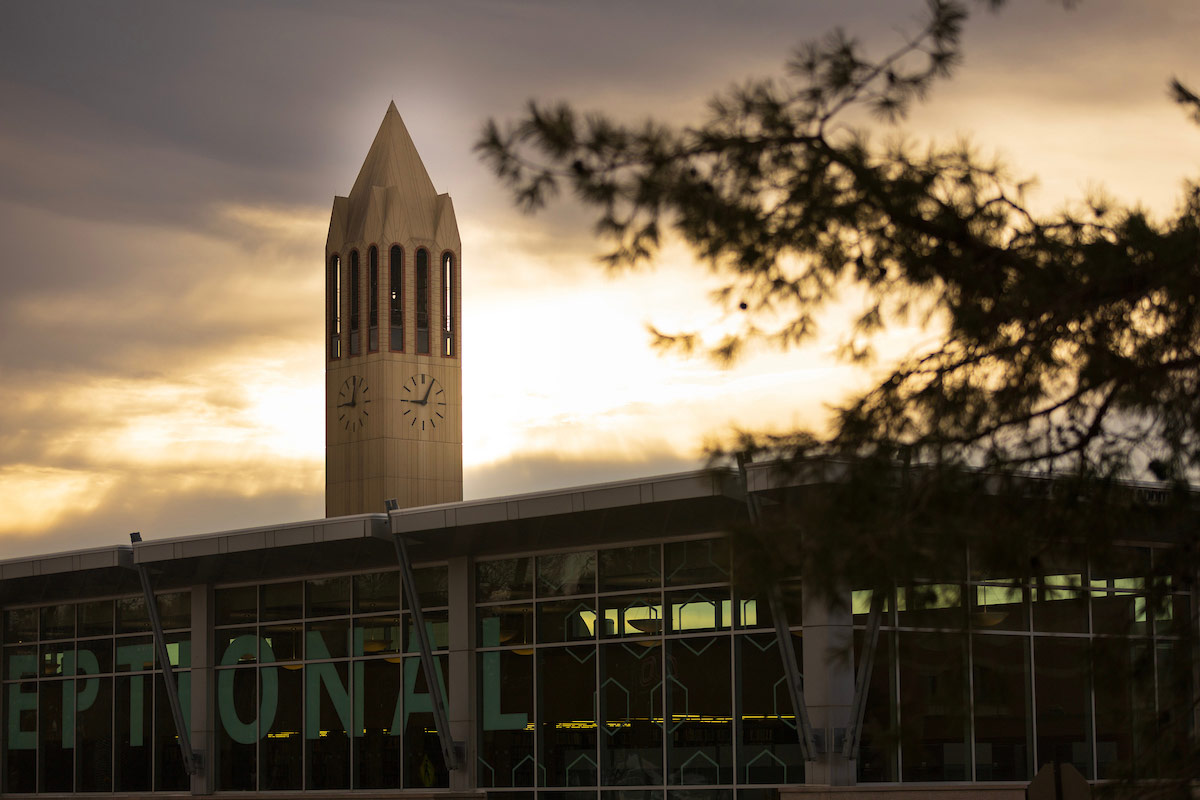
[348,104,437,203]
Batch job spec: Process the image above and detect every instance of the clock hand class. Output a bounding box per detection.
[337,401,356,408]
[419,381,435,405]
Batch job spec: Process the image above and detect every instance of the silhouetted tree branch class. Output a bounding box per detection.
[480,1,1200,791]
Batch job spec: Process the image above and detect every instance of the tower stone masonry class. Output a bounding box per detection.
[325,103,463,516]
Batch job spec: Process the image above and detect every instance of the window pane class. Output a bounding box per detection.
[667,636,732,786]
[898,631,969,781]
[369,245,380,349]
[41,640,74,677]
[668,588,731,634]
[356,658,402,788]
[261,582,303,622]
[478,557,535,602]
[216,667,257,790]
[416,248,430,354]
[260,665,302,789]
[389,245,403,351]
[538,551,596,597]
[5,680,37,792]
[157,591,191,630]
[354,615,402,657]
[442,252,454,357]
[664,539,729,586]
[972,634,1031,780]
[1032,585,1088,634]
[308,660,351,789]
[1092,638,1152,779]
[355,571,400,613]
[403,653,450,788]
[897,584,964,629]
[539,645,597,786]
[479,604,534,648]
[307,619,351,660]
[854,628,897,782]
[478,649,535,787]
[114,674,153,791]
[115,636,155,672]
[41,604,75,640]
[76,674,113,791]
[116,596,150,634]
[739,633,803,784]
[1034,637,1092,778]
[4,608,38,643]
[600,642,663,785]
[414,565,449,608]
[307,576,350,617]
[602,593,664,639]
[349,250,361,356]
[599,544,661,593]
[328,254,342,358]
[216,586,257,626]
[40,680,73,792]
[78,600,113,637]
[155,673,191,790]
[970,584,1027,632]
[261,624,303,663]
[539,599,598,643]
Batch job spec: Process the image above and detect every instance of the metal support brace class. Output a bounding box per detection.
[768,583,820,760]
[130,539,201,776]
[842,588,884,760]
[391,529,463,771]
[736,455,819,762]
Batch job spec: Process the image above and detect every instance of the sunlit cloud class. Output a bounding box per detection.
[0,0,1194,557]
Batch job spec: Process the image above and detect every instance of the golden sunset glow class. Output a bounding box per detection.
[0,1,1196,555]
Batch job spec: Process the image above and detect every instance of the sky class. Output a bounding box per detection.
[0,0,1196,557]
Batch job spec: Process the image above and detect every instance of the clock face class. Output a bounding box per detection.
[336,375,370,432]
[401,373,447,432]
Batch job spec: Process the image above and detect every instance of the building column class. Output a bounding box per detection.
[190,583,214,795]
[801,582,856,785]
[447,555,475,791]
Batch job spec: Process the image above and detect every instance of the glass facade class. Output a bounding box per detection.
[1,536,1194,795]
[211,566,449,792]
[3,592,191,793]
[475,540,799,796]
[850,543,1191,784]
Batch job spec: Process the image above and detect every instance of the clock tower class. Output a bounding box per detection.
[325,103,462,516]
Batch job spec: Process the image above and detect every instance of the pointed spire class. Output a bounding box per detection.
[348,103,438,204]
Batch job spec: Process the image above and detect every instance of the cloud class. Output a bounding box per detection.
[465,448,703,502]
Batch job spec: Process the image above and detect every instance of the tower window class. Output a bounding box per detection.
[349,250,361,356]
[416,248,430,355]
[389,246,404,352]
[327,255,341,359]
[368,246,379,352]
[442,252,455,357]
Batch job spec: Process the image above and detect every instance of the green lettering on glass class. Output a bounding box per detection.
[480,618,527,731]
[304,632,353,739]
[5,654,37,750]
[217,635,278,744]
[401,649,447,729]
[63,649,101,749]
[115,643,155,746]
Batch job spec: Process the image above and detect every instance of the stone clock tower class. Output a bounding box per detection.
[325,103,462,516]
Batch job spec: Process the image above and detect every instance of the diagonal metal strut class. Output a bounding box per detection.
[391,527,463,771]
[129,537,201,776]
[736,455,819,762]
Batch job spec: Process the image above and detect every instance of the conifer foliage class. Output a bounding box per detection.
[480,2,1199,789]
